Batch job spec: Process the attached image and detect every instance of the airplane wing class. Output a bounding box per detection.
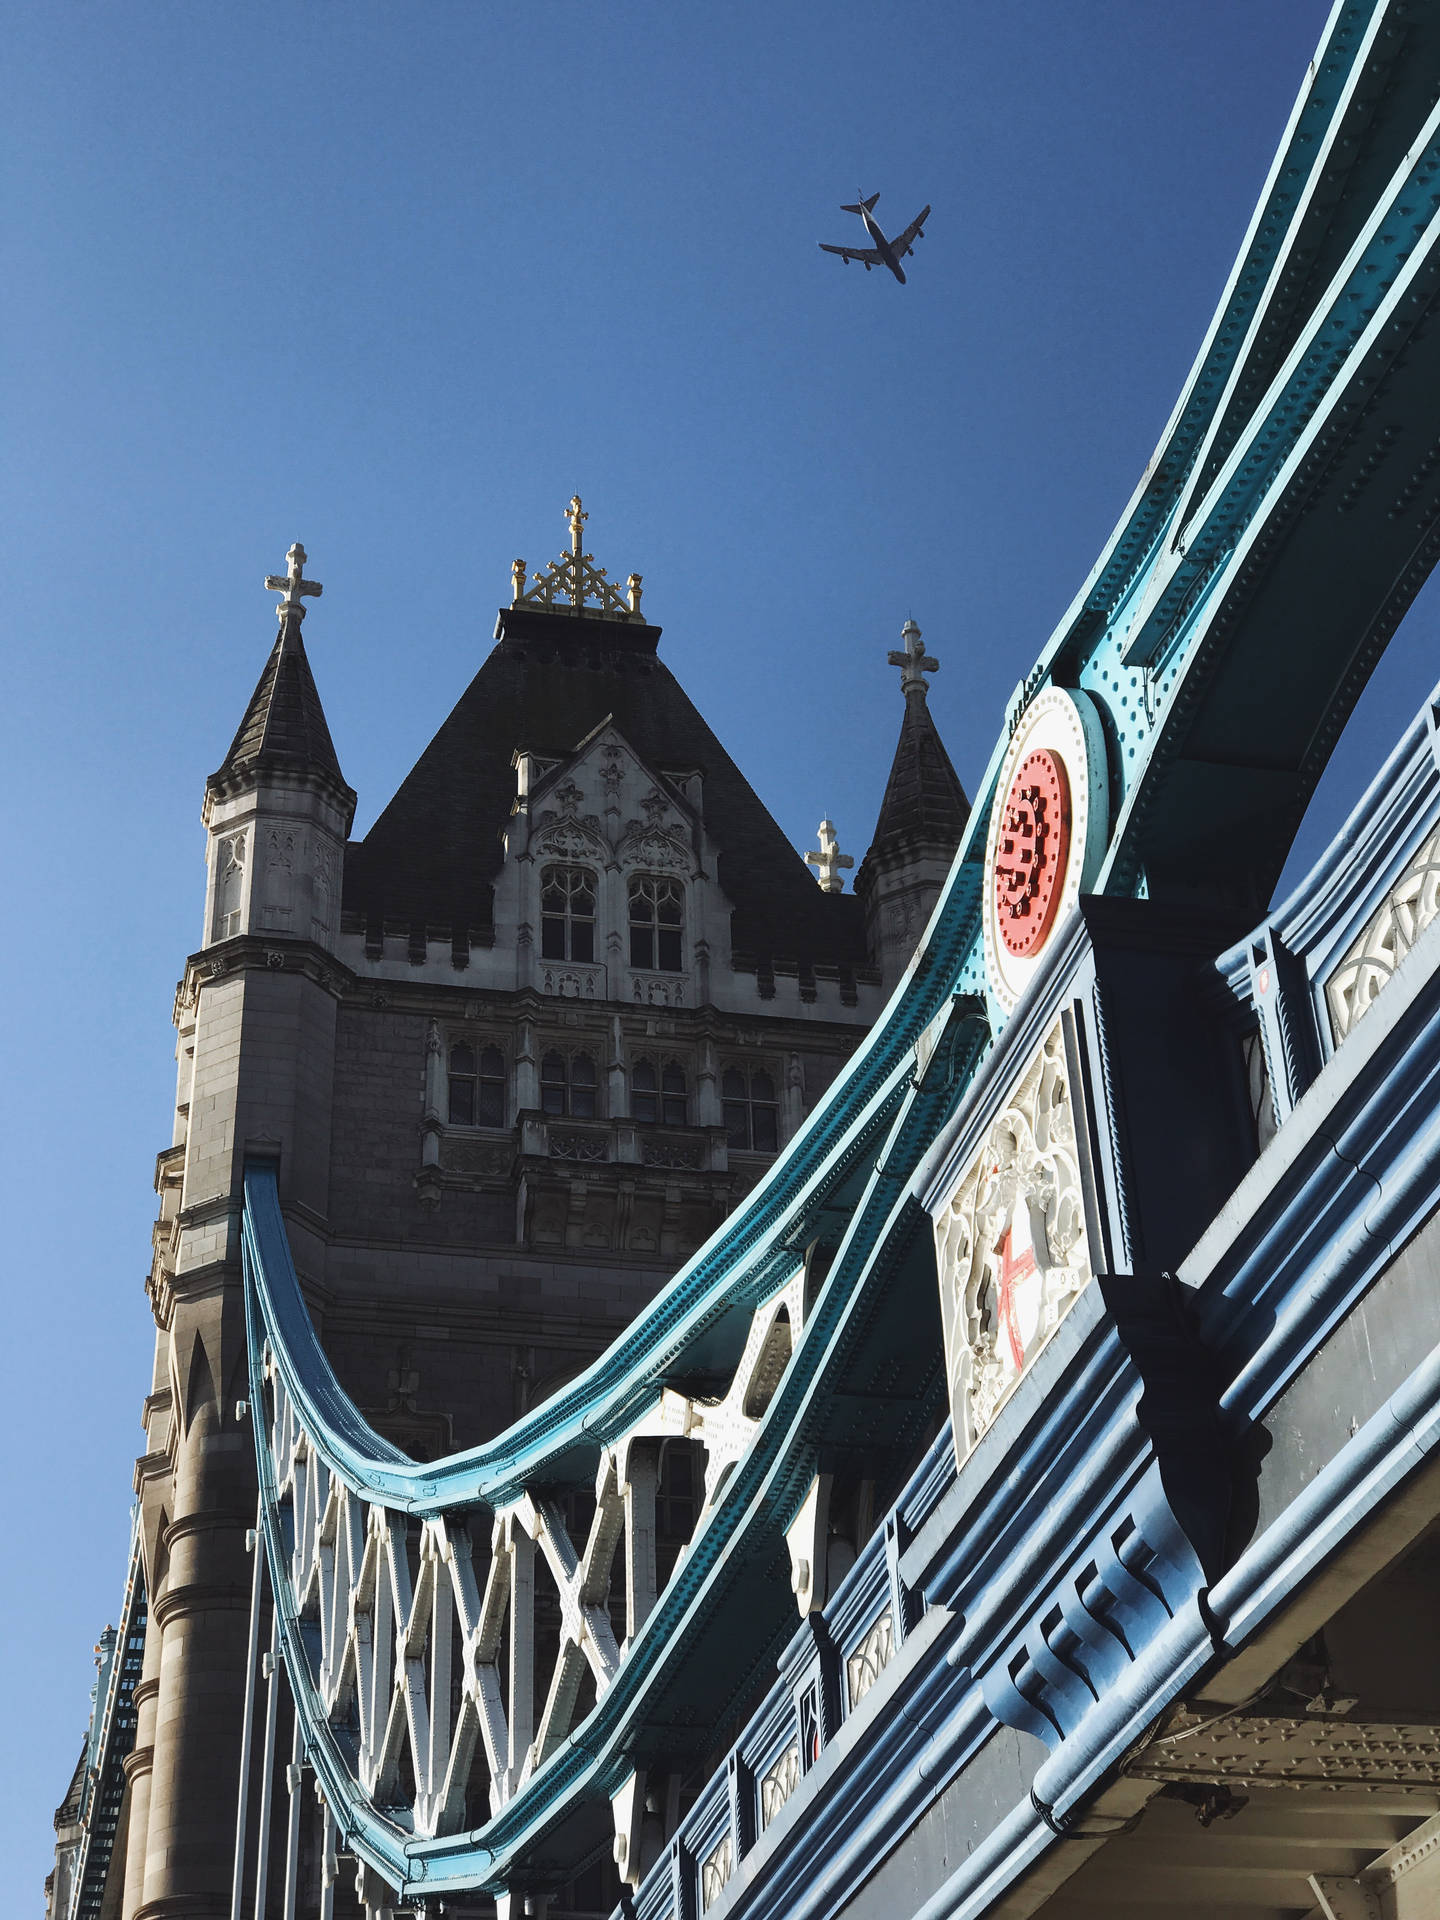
[890,205,931,259]
[820,242,884,265]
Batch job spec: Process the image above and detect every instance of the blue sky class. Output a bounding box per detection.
[12,0,1440,1891]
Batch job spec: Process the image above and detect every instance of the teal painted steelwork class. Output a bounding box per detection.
[240,0,1440,1896]
[611,667,1440,1920]
[65,1527,146,1920]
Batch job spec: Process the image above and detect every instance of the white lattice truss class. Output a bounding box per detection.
[1327,819,1440,1042]
[262,1269,806,1840]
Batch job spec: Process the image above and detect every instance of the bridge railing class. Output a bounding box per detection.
[1219,674,1440,1142]
[615,1421,954,1920]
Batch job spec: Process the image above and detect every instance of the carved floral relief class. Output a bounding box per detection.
[932,1016,1092,1459]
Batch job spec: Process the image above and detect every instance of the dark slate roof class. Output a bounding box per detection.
[343,605,868,966]
[53,1742,86,1829]
[865,687,970,865]
[211,612,351,803]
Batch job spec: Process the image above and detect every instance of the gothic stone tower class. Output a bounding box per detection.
[101,505,966,1918]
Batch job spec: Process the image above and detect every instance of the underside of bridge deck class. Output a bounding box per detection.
[1026,1521,1440,1920]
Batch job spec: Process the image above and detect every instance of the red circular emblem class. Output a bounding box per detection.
[994,749,1072,958]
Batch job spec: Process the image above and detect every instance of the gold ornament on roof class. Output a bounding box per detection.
[510,496,644,621]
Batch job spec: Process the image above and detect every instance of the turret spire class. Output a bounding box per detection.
[855,617,970,979]
[208,542,352,818]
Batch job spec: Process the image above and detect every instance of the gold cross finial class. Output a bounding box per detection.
[887,618,938,699]
[567,495,588,555]
[264,542,323,625]
[806,818,854,893]
[510,499,643,620]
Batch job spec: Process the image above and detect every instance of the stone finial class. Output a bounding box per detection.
[888,619,938,700]
[806,818,854,893]
[264,542,323,625]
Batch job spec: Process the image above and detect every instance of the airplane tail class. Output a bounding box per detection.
[841,192,880,214]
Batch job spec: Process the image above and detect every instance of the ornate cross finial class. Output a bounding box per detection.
[888,619,938,700]
[806,818,854,893]
[568,495,589,555]
[511,498,643,620]
[264,542,323,625]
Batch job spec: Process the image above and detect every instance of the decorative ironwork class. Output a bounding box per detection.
[1327,820,1440,1041]
[845,1610,894,1710]
[511,497,643,621]
[701,1832,733,1909]
[760,1742,801,1828]
[253,1244,807,1849]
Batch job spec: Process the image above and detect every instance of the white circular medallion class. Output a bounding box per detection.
[982,686,1108,1013]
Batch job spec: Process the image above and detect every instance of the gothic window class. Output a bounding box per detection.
[632,1057,687,1125]
[212,832,246,941]
[448,1043,506,1127]
[723,1066,779,1152]
[629,875,684,971]
[541,1050,598,1119]
[541,867,597,963]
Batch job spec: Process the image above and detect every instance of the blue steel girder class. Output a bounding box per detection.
[239,1,1440,1901]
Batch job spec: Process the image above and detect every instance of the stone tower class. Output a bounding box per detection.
[59,508,964,1918]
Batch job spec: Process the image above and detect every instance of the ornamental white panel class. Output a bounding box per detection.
[1326,819,1440,1043]
[932,1015,1094,1461]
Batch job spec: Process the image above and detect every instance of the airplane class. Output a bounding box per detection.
[820,192,930,283]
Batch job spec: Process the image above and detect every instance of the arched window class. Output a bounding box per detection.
[628,875,684,971]
[541,867,597,963]
[722,1066,779,1152]
[448,1043,506,1126]
[541,1050,598,1119]
[631,1057,687,1125]
[212,832,246,941]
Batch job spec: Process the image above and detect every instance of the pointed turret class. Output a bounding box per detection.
[211,614,348,795]
[209,543,351,804]
[855,620,970,980]
[200,544,356,951]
